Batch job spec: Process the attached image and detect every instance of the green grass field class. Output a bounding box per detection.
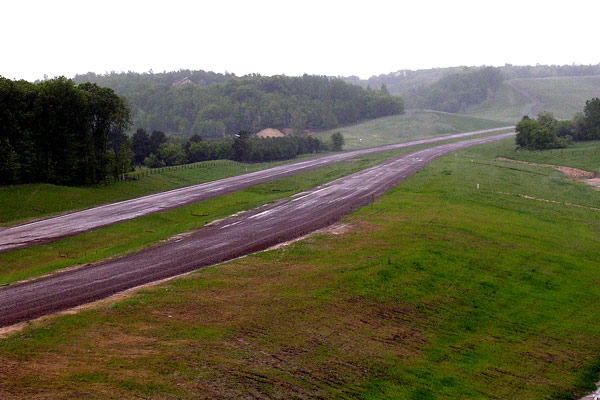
[2,138,599,399]
[467,76,600,122]
[500,140,600,174]
[316,111,510,150]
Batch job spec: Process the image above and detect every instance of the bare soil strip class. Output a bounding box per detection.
[0,133,514,328]
[497,157,599,190]
[0,127,513,254]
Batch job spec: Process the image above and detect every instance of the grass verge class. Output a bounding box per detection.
[1,139,599,399]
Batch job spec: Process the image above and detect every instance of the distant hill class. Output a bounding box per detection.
[344,64,600,123]
[346,63,600,95]
[73,72,404,138]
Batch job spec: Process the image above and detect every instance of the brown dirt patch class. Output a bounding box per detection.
[256,128,284,138]
[497,157,598,189]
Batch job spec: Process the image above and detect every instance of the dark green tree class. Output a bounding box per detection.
[149,130,167,154]
[583,97,600,140]
[331,132,345,151]
[131,128,151,164]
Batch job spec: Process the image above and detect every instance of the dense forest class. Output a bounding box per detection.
[0,77,131,185]
[1,75,352,186]
[73,72,404,138]
[515,98,600,150]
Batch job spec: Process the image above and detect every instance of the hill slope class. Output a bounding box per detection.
[465,76,600,121]
[317,111,511,150]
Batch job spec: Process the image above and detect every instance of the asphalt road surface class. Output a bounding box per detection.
[0,126,512,254]
[0,132,514,327]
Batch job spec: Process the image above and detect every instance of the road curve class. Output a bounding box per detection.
[0,132,514,327]
[0,127,512,254]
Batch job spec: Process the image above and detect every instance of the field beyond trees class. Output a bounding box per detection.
[2,138,599,399]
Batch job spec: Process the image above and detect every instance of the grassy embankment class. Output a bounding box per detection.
[467,76,600,121]
[1,138,599,399]
[316,110,510,150]
[0,111,507,226]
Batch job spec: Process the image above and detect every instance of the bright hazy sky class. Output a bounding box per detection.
[2,0,599,81]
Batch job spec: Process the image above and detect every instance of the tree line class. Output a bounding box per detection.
[73,72,404,138]
[131,128,344,168]
[515,98,600,150]
[0,77,130,185]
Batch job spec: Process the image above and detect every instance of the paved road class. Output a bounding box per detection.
[0,132,514,327]
[0,127,512,254]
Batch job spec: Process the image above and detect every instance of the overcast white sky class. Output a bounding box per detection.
[2,0,599,81]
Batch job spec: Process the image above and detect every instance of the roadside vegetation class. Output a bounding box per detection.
[131,128,337,168]
[1,138,599,399]
[515,98,600,150]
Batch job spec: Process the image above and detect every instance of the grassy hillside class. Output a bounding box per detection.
[2,139,600,399]
[465,82,533,122]
[517,76,600,119]
[316,111,511,150]
[467,76,600,121]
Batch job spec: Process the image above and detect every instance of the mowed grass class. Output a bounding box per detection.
[316,110,510,150]
[0,158,312,225]
[1,139,600,399]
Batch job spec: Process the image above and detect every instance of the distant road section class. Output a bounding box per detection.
[0,127,512,254]
[0,132,514,327]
